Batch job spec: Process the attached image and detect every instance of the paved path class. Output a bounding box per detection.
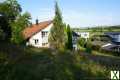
[80,52,120,69]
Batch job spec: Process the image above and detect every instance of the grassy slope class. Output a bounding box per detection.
[0,43,110,80]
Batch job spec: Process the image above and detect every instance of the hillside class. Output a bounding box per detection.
[0,43,110,80]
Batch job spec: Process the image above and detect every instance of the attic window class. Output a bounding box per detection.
[42,31,48,38]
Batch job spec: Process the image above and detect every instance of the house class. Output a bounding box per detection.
[22,20,79,49]
[101,32,120,53]
[72,31,79,50]
[22,20,53,48]
[76,32,89,40]
[102,43,120,53]
[105,32,120,45]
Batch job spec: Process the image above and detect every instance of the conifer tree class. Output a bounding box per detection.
[66,25,73,50]
[49,2,66,50]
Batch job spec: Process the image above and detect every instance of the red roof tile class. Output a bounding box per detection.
[22,20,52,39]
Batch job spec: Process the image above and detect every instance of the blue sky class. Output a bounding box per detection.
[18,0,120,27]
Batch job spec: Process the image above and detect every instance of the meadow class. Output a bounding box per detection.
[0,42,110,80]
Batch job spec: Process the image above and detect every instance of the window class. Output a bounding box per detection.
[42,43,48,46]
[34,39,39,44]
[42,31,48,38]
[84,34,87,36]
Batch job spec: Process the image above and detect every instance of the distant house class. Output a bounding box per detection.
[22,20,53,48]
[76,32,89,40]
[105,32,120,45]
[101,32,120,52]
[102,43,120,53]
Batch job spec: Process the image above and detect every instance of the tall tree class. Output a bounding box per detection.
[66,25,73,50]
[0,0,22,40]
[49,2,66,50]
[0,0,22,21]
[11,12,31,44]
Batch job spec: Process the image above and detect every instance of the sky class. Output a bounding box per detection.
[17,0,120,28]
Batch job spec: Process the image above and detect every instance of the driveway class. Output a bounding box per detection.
[80,52,120,70]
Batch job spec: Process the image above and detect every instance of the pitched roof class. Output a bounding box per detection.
[22,20,52,39]
[72,31,79,37]
[105,32,120,35]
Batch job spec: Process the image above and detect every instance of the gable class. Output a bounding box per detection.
[22,20,52,39]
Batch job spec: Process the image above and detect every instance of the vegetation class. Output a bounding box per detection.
[66,25,73,50]
[0,43,110,80]
[11,12,31,44]
[73,25,120,32]
[0,0,31,43]
[0,0,119,80]
[0,0,22,40]
[78,38,85,47]
[49,2,67,50]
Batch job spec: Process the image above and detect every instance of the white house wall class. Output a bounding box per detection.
[77,32,89,39]
[41,23,53,47]
[28,31,42,47]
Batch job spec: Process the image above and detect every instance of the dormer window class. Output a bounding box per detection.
[42,31,48,38]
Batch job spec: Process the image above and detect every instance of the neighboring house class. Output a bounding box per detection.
[105,32,120,45]
[22,20,53,48]
[72,31,79,50]
[102,43,120,53]
[76,32,89,40]
[101,32,120,52]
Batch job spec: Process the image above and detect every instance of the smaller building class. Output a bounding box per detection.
[102,43,120,53]
[105,32,120,45]
[76,32,89,40]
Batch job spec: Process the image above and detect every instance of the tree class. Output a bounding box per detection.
[0,0,22,40]
[77,38,86,47]
[11,12,31,44]
[85,40,92,54]
[49,2,66,50]
[66,25,73,50]
[0,0,22,21]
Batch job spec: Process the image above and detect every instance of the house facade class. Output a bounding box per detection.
[76,32,89,40]
[22,20,53,48]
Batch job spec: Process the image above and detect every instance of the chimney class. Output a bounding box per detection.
[36,19,39,25]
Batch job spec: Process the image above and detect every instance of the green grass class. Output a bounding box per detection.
[0,43,110,80]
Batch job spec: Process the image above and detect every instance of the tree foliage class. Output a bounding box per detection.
[0,0,22,21]
[11,12,31,44]
[49,2,66,50]
[0,0,22,41]
[66,25,73,50]
[0,0,31,43]
[77,38,86,47]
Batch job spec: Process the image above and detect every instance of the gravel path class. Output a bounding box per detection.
[80,52,120,69]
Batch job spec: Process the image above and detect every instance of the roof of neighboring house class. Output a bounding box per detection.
[72,31,79,37]
[105,32,120,35]
[22,20,52,39]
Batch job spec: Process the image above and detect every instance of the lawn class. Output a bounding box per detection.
[0,43,110,80]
